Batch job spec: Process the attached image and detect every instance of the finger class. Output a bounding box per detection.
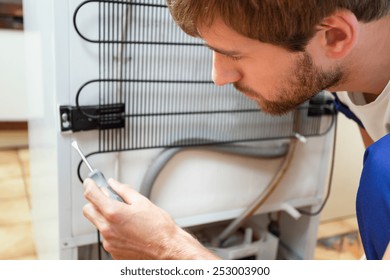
[108,178,146,205]
[82,202,105,229]
[83,178,120,214]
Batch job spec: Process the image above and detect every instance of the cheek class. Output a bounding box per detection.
[241,63,285,92]
[250,50,294,73]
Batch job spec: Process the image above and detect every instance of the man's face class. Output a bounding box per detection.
[199,19,344,115]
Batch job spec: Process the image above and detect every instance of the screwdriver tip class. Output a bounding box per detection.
[71,140,78,149]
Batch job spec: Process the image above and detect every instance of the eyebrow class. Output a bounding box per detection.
[204,44,242,57]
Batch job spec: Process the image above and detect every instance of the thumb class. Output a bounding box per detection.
[83,177,113,212]
[108,178,144,205]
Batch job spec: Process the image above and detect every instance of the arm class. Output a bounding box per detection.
[82,178,220,260]
[356,134,390,259]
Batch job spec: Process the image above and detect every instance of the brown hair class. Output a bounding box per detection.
[166,0,390,51]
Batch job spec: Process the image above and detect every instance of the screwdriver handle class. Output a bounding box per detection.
[88,169,124,203]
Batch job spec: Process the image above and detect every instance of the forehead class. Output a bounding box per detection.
[197,18,263,53]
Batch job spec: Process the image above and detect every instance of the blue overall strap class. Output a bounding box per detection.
[356,133,390,259]
[331,92,364,129]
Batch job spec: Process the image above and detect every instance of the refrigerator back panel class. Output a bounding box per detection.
[24,0,336,258]
[67,0,334,235]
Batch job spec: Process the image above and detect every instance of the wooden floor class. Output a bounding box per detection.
[0,129,364,260]
[315,216,364,260]
[0,130,36,259]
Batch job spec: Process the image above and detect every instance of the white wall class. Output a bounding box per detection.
[0,30,27,121]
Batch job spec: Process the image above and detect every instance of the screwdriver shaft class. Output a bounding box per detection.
[71,140,94,172]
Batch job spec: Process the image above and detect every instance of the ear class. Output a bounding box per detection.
[316,10,360,59]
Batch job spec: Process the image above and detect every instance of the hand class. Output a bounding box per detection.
[82,178,219,260]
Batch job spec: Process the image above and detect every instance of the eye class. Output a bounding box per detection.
[226,55,242,61]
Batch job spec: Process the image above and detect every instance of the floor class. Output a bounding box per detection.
[0,129,364,260]
[0,130,36,259]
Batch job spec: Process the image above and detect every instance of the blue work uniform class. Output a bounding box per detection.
[357,133,390,259]
[333,94,390,260]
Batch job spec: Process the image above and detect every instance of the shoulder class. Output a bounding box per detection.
[362,134,390,180]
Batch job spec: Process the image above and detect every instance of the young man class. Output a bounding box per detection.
[82,0,390,260]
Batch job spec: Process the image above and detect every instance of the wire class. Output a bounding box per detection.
[73,0,336,153]
[298,113,338,216]
[75,110,336,184]
[216,138,298,246]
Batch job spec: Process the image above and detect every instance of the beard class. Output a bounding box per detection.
[234,52,344,115]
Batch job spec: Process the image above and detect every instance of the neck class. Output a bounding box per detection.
[334,16,390,94]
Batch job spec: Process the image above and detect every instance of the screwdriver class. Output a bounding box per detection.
[71,140,124,202]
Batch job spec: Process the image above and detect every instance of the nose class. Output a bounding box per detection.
[211,52,242,86]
